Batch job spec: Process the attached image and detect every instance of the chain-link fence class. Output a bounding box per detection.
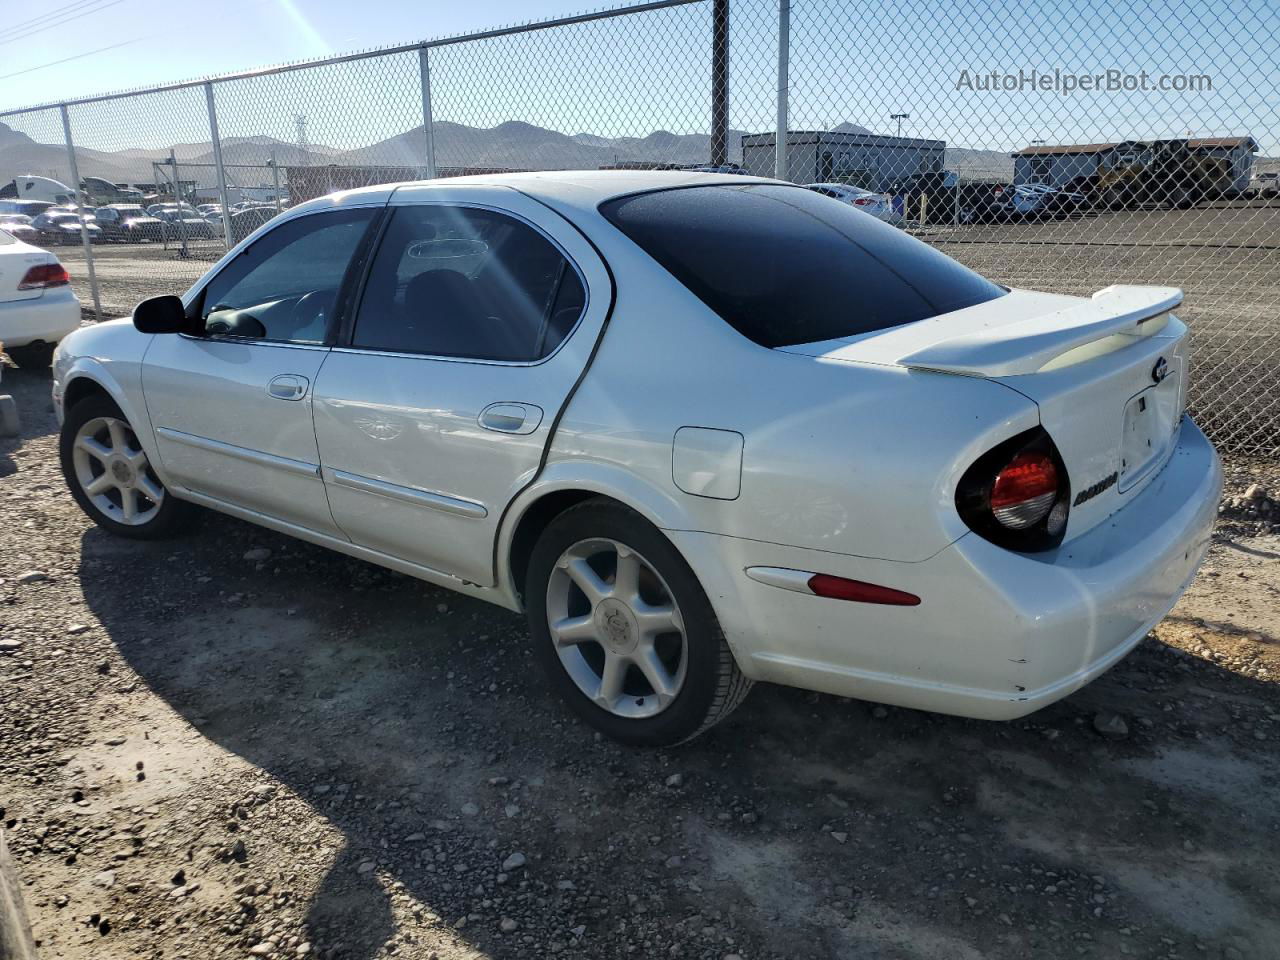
[0,0,1276,452]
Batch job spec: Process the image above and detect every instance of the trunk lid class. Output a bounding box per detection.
[779,285,1190,543]
[0,238,55,304]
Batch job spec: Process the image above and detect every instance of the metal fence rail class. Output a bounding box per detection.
[0,0,1276,453]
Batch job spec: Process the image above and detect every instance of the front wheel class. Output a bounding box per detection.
[525,499,752,746]
[59,394,197,539]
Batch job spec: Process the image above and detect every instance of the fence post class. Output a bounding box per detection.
[58,104,102,322]
[419,46,438,179]
[710,0,729,166]
[205,82,236,251]
[168,150,189,258]
[270,152,283,214]
[775,0,790,180]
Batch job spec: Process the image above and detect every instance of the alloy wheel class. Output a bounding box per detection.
[545,538,688,719]
[71,416,165,526]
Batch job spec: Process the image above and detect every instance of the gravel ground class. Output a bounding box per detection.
[1,361,1279,960]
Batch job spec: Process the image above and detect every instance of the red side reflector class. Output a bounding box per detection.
[807,574,920,606]
[17,263,70,290]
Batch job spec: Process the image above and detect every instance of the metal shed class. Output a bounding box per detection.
[742,130,946,191]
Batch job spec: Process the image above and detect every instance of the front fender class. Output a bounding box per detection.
[55,329,174,489]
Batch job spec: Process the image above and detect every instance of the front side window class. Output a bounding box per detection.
[600,184,1006,348]
[197,208,376,343]
[352,204,586,362]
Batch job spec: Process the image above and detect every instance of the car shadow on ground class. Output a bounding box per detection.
[75,513,1280,960]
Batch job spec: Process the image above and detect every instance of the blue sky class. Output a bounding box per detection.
[0,0,1275,156]
[0,1,579,108]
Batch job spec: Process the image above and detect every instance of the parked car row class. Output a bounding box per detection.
[807,176,1098,227]
[804,183,903,224]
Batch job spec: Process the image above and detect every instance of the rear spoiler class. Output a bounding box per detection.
[898,285,1183,377]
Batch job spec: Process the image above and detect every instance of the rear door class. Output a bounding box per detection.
[143,205,380,534]
[312,184,610,586]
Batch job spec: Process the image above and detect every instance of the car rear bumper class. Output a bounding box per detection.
[0,288,82,349]
[670,419,1221,720]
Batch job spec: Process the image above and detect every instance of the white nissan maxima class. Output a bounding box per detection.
[51,172,1221,746]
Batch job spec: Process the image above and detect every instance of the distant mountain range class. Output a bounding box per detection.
[51,117,1280,190]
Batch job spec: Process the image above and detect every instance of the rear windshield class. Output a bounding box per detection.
[600,183,1006,347]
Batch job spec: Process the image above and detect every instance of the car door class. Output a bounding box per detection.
[142,205,380,535]
[312,184,611,586]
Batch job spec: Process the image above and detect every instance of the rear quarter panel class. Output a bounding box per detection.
[542,225,1040,564]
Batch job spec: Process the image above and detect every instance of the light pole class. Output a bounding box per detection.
[891,112,909,138]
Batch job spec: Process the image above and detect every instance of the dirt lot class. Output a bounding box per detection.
[2,361,1280,960]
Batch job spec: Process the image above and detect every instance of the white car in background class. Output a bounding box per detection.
[805,182,902,223]
[0,229,80,368]
[50,172,1220,746]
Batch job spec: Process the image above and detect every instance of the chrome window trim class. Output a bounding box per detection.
[176,333,331,351]
[345,198,591,367]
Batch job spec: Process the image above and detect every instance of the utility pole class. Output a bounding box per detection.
[710,0,729,166]
[891,112,909,138]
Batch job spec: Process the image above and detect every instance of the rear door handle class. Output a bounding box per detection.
[267,374,309,401]
[479,402,543,435]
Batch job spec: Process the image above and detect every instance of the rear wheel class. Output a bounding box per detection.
[6,342,55,369]
[525,499,752,746]
[59,394,197,539]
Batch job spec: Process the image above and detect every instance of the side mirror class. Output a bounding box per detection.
[132,295,187,334]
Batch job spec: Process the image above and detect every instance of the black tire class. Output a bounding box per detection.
[525,498,752,746]
[59,393,197,539]
[6,342,55,369]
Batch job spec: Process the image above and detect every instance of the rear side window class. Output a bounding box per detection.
[600,184,1005,347]
[352,204,585,361]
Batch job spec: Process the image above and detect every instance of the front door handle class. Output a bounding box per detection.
[479,402,543,435]
[267,374,309,401]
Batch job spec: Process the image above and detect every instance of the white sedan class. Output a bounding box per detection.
[51,172,1221,745]
[0,229,81,368]
[804,182,902,223]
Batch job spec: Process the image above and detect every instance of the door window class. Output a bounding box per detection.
[197,208,376,344]
[351,204,586,362]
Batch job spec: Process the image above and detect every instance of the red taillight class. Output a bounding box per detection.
[852,197,876,206]
[807,574,920,606]
[990,452,1059,529]
[18,263,70,290]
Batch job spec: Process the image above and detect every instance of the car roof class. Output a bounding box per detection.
[295,170,783,218]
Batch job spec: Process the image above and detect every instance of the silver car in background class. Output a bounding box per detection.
[804,182,903,224]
